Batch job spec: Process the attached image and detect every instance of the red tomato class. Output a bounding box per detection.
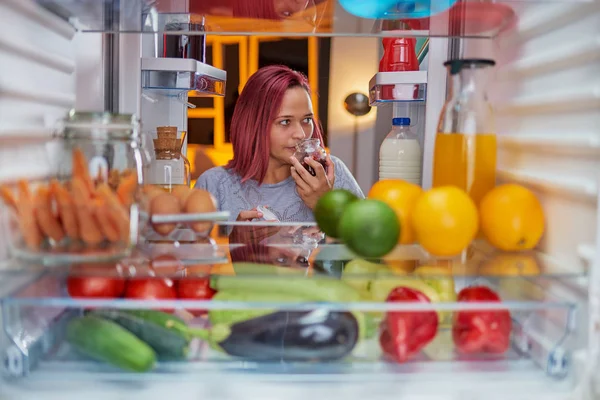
[177,277,215,316]
[67,276,125,299]
[125,278,177,312]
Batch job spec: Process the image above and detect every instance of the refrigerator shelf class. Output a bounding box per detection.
[33,0,590,39]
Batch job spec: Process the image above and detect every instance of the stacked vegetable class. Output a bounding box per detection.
[0,148,138,251]
[65,262,368,371]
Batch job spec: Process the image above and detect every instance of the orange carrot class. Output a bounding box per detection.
[92,198,120,242]
[0,186,17,210]
[16,180,43,250]
[34,185,65,243]
[71,178,104,246]
[116,171,138,207]
[50,180,79,240]
[72,148,95,196]
[96,183,131,242]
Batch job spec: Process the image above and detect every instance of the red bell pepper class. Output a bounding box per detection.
[379,287,439,363]
[452,286,512,354]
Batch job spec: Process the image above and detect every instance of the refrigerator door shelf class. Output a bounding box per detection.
[141,58,226,97]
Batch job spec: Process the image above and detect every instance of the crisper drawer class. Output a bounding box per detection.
[0,236,584,400]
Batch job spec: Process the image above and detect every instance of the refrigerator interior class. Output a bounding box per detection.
[0,0,599,399]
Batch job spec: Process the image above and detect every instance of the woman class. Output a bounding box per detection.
[195,65,363,223]
[188,0,327,20]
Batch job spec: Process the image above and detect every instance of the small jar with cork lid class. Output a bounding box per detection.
[146,126,191,192]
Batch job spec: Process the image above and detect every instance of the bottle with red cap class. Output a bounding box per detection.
[379,37,419,72]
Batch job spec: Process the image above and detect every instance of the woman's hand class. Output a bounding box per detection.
[290,155,335,210]
[229,208,280,245]
[236,208,263,221]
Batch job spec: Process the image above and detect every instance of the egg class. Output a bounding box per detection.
[142,185,166,200]
[171,185,193,207]
[184,189,217,233]
[150,193,181,236]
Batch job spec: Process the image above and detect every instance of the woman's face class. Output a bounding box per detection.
[274,0,309,17]
[269,86,315,166]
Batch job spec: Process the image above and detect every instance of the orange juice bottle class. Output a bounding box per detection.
[433,59,497,206]
[433,132,496,206]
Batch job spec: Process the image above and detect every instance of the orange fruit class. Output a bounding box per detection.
[411,186,479,257]
[479,184,545,251]
[368,179,423,244]
[478,252,541,276]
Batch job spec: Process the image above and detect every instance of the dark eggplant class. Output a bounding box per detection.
[217,310,359,362]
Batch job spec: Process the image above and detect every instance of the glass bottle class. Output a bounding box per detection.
[379,117,422,185]
[146,126,191,192]
[294,138,328,177]
[433,58,497,206]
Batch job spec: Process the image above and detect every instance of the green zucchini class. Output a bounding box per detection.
[231,262,309,276]
[89,309,191,360]
[210,275,363,303]
[66,316,156,373]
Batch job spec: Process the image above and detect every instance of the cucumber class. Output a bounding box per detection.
[66,316,156,373]
[89,309,191,360]
[211,275,363,303]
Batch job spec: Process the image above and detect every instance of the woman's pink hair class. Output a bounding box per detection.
[226,65,324,184]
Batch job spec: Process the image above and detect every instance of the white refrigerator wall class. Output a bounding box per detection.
[487,1,599,272]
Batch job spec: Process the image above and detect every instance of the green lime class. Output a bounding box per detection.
[314,189,359,238]
[338,199,401,258]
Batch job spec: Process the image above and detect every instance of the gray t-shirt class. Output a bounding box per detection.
[194,155,364,222]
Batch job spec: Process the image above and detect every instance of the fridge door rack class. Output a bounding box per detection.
[141,58,226,97]
[369,71,428,105]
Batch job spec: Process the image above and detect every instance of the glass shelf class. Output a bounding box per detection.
[0,271,577,383]
[141,58,226,97]
[369,71,428,105]
[36,0,592,38]
[0,218,584,389]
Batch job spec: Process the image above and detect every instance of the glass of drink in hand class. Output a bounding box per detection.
[294,138,328,176]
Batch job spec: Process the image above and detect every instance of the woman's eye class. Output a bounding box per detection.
[303,118,313,124]
[279,119,290,126]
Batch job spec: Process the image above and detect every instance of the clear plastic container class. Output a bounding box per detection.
[1,111,148,265]
[0,229,577,388]
[379,117,422,185]
[433,59,497,206]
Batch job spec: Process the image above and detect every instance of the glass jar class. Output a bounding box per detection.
[50,110,147,260]
[293,138,328,176]
[433,58,497,206]
[145,127,191,192]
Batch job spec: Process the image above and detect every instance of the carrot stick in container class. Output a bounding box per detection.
[16,180,43,250]
[34,185,65,243]
[0,186,17,210]
[72,148,95,196]
[72,178,104,246]
[96,183,131,243]
[93,197,121,242]
[50,180,79,240]
[116,172,138,208]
